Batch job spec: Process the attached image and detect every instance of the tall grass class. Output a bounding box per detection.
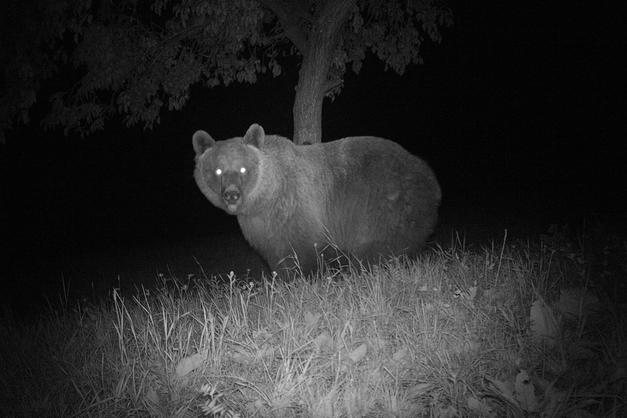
[1,228,625,417]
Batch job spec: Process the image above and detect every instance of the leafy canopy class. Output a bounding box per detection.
[0,0,452,140]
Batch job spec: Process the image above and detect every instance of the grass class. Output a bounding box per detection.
[1,227,625,417]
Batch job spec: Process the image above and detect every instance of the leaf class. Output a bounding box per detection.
[392,347,410,364]
[467,396,496,417]
[530,298,559,345]
[369,337,387,350]
[466,396,481,410]
[145,387,159,404]
[514,370,539,412]
[485,375,516,405]
[255,345,275,361]
[304,311,321,329]
[348,343,368,363]
[313,387,337,418]
[406,383,434,398]
[252,327,272,343]
[227,345,255,364]
[313,332,333,352]
[143,387,162,417]
[466,285,478,301]
[438,405,458,418]
[175,351,205,377]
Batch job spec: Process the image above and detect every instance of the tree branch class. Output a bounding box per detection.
[314,0,356,38]
[324,78,343,94]
[258,0,310,53]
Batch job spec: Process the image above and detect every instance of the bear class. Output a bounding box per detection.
[192,123,441,276]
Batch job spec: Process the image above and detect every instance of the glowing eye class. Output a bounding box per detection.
[240,167,247,174]
[215,168,222,176]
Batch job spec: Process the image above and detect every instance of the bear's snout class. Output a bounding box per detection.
[222,185,242,213]
[223,187,241,203]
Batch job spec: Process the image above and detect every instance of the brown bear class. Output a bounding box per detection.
[193,123,441,276]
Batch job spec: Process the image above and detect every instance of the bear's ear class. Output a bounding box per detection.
[243,123,265,148]
[192,130,215,155]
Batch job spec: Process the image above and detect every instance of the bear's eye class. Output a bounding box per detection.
[240,167,247,174]
[215,168,222,176]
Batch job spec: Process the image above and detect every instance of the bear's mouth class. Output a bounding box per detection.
[222,184,242,213]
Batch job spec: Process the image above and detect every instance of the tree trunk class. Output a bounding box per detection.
[292,30,331,145]
[291,0,356,145]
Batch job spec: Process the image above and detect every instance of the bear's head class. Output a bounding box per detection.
[193,123,265,215]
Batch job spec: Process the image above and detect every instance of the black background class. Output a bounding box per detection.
[3,1,625,314]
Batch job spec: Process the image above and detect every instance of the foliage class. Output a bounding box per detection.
[0,0,452,141]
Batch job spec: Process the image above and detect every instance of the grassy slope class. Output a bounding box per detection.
[1,228,625,417]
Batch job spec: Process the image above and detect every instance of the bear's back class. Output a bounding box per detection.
[232,130,440,275]
[294,136,440,263]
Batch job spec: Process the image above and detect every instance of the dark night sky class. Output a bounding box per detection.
[3,1,625,310]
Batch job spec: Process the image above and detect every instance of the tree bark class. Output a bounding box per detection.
[291,0,356,144]
[261,0,355,144]
[292,29,331,145]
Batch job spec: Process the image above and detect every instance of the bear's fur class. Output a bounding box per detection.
[193,123,441,275]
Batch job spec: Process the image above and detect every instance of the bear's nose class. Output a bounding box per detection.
[223,189,241,204]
